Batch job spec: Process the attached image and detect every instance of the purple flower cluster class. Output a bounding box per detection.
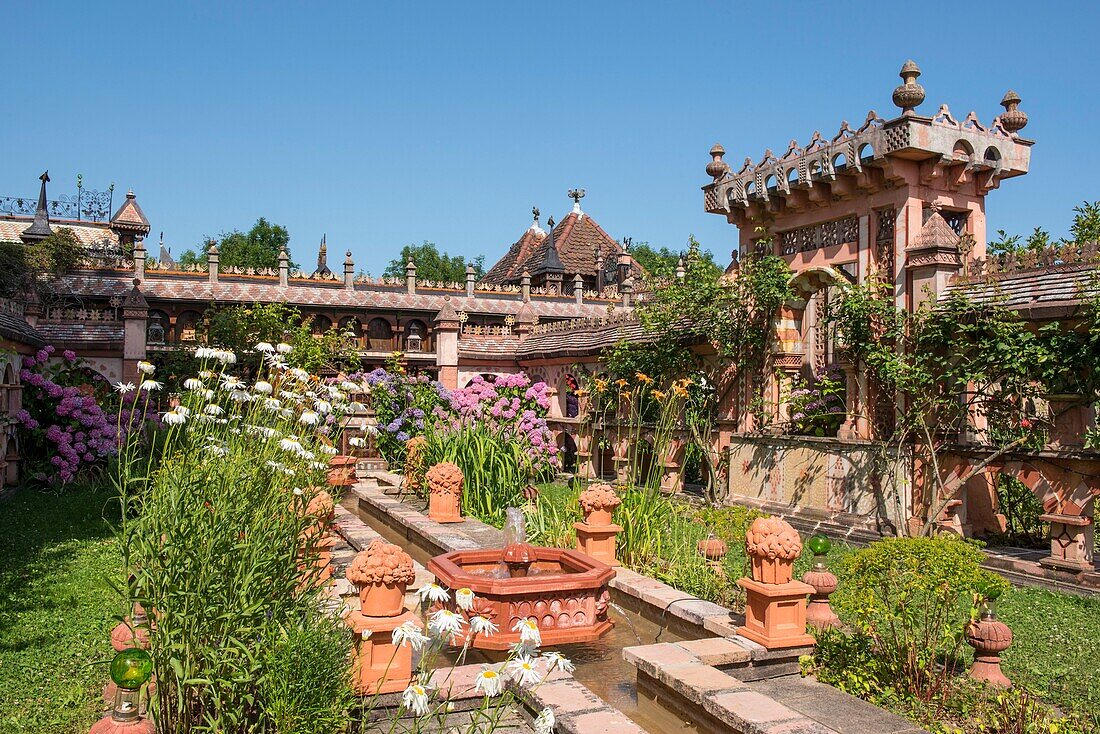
[17,346,127,484]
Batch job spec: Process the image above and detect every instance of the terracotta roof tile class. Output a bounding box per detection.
[0,217,119,247]
[945,263,1100,314]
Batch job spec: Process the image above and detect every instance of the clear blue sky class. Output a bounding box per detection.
[4,2,1097,275]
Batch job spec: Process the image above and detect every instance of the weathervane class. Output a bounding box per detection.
[568,188,585,204]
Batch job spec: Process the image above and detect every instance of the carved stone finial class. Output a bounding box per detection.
[999,90,1028,134]
[929,200,943,214]
[706,143,729,180]
[745,517,802,584]
[892,60,925,115]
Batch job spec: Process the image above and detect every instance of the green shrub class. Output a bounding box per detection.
[830,537,1010,702]
[259,612,354,734]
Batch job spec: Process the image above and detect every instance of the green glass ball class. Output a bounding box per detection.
[110,648,153,690]
[806,534,831,556]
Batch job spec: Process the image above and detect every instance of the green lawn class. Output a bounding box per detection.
[0,483,120,734]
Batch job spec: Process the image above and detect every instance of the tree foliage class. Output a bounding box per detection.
[0,227,85,301]
[989,200,1100,256]
[178,218,296,271]
[382,242,484,283]
[628,240,721,280]
[637,236,792,371]
[200,302,361,374]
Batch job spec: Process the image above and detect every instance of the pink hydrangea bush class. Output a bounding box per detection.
[14,346,137,485]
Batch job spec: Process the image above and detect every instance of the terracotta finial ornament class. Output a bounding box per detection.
[403,436,427,494]
[706,143,730,180]
[575,483,624,566]
[306,489,335,525]
[745,517,802,584]
[426,462,464,523]
[892,59,925,115]
[966,607,1014,687]
[999,90,1028,134]
[579,483,621,515]
[347,539,416,618]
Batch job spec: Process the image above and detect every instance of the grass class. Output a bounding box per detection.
[0,482,120,734]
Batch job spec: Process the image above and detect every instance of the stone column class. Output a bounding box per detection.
[405,259,417,295]
[122,280,149,385]
[344,251,355,290]
[465,263,476,297]
[521,271,531,301]
[1039,512,1095,573]
[207,243,219,284]
[574,273,584,304]
[133,239,146,281]
[434,298,460,390]
[278,248,289,287]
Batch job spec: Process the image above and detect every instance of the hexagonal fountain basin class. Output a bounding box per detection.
[428,547,615,650]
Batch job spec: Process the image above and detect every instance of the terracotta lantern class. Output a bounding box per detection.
[91,648,155,734]
[801,534,841,630]
[575,483,623,567]
[736,517,815,649]
[426,462,464,523]
[344,539,422,695]
[966,599,1013,688]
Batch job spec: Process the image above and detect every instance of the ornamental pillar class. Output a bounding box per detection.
[121,280,149,385]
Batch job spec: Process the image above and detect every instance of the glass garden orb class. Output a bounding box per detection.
[110,648,153,690]
[807,534,831,557]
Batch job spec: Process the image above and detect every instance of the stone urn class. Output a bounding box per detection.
[802,534,841,630]
[966,603,1013,688]
[346,539,416,618]
[697,536,728,562]
[578,483,621,526]
[745,517,802,584]
[426,461,464,523]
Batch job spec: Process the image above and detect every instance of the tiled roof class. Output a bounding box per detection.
[516,318,654,359]
[483,211,642,284]
[458,336,520,360]
[945,263,1100,315]
[37,321,124,347]
[59,271,615,319]
[0,311,45,347]
[110,192,150,234]
[0,217,119,247]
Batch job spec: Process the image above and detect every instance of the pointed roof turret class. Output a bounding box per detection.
[535,215,565,276]
[313,234,332,276]
[157,232,175,268]
[20,171,54,244]
[110,189,151,237]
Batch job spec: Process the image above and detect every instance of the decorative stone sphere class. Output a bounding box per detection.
[697,536,728,562]
[966,614,1014,688]
[892,60,925,114]
[426,462,463,496]
[346,539,416,588]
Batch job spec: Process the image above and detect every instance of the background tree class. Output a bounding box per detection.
[989,200,1100,255]
[0,227,85,302]
[627,240,721,280]
[178,218,296,270]
[383,242,484,282]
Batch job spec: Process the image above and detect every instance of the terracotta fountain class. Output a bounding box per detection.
[428,508,615,650]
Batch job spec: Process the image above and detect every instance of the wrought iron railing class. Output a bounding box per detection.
[0,177,114,222]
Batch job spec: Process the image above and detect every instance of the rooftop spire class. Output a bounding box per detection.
[314,234,332,275]
[21,171,53,243]
[530,205,545,235]
[568,188,585,219]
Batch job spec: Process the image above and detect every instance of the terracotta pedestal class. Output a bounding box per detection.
[574,521,622,567]
[347,610,422,695]
[327,455,357,488]
[966,614,1013,688]
[1039,513,1094,573]
[736,577,816,649]
[89,716,155,734]
[426,462,464,523]
[802,567,841,630]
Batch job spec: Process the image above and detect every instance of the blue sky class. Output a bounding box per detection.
[4,2,1097,275]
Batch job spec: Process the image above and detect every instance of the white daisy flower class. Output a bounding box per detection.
[506,655,541,687]
[469,616,498,637]
[279,436,304,454]
[513,618,541,647]
[534,707,555,734]
[229,389,251,403]
[400,683,430,716]
[455,588,474,611]
[204,444,227,457]
[220,375,243,390]
[198,370,216,379]
[292,487,304,496]
[254,342,275,353]
[183,378,203,391]
[279,408,294,419]
[349,436,367,448]
[175,405,191,417]
[417,583,450,604]
[264,353,287,370]
[114,381,136,394]
[202,389,215,401]
[314,399,332,415]
[163,409,187,426]
[215,350,237,365]
[194,347,216,359]
[140,380,163,392]
[299,410,319,425]
[348,401,366,412]
[204,404,223,416]
[254,380,273,394]
[391,621,429,651]
[137,360,156,375]
[474,668,503,697]
[541,651,575,674]
[246,425,277,438]
[276,342,293,354]
[310,461,329,471]
[319,444,338,455]
[428,609,464,640]
[288,367,309,381]
[264,398,282,411]
[341,381,359,392]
